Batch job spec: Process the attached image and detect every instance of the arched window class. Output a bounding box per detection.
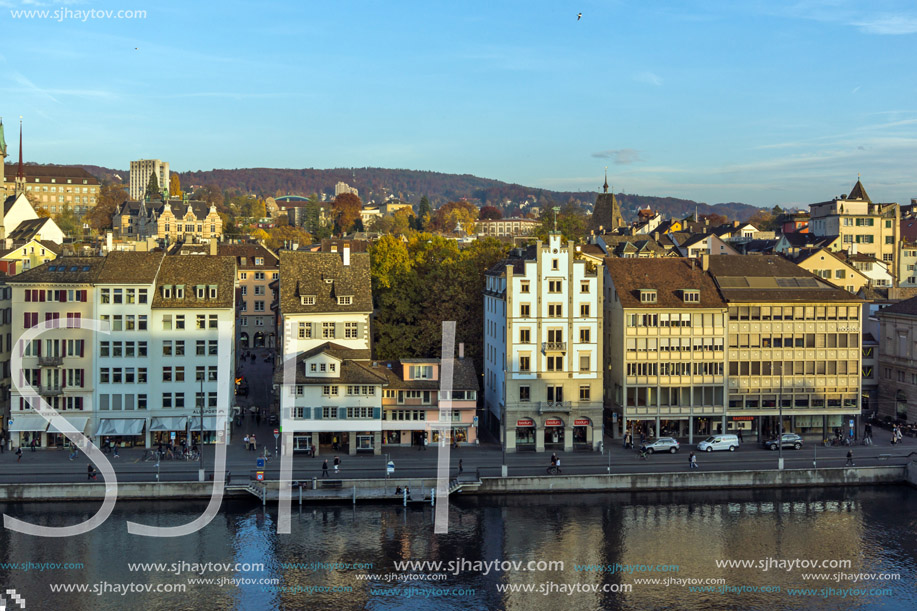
[896,390,908,420]
[239,332,249,348]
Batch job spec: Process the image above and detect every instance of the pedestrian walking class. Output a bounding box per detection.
[737,430,744,444]
[555,457,561,474]
[333,455,340,474]
[87,464,96,480]
[458,459,463,474]
[251,434,257,451]
[846,450,855,467]
[113,443,119,458]
[690,452,698,469]
[16,447,22,463]
[29,438,36,452]
[423,436,428,451]
[896,426,903,442]
[244,434,250,451]
[321,459,329,478]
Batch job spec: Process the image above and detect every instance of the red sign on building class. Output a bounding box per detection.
[545,419,563,427]
[516,419,535,427]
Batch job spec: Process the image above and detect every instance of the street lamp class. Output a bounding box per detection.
[199,377,205,482]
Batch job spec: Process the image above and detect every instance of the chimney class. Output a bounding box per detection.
[106,232,113,253]
[458,343,464,359]
[343,244,351,266]
[209,239,218,256]
[701,253,709,271]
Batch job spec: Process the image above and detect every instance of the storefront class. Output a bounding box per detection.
[383,431,402,445]
[188,416,228,445]
[355,432,375,453]
[293,433,312,452]
[150,416,189,447]
[9,414,49,449]
[573,418,591,447]
[515,418,535,450]
[727,416,757,440]
[544,418,564,447]
[46,417,89,448]
[96,418,146,448]
[451,427,468,444]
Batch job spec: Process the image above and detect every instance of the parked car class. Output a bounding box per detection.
[640,437,680,454]
[268,414,278,426]
[697,434,740,452]
[763,433,803,451]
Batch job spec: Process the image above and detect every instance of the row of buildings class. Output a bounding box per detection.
[482,233,868,452]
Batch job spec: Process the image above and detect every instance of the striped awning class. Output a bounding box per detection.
[9,415,50,432]
[96,419,145,436]
[150,417,188,432]
[47,417,89,434]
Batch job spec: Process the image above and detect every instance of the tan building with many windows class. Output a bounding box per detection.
[156,201,223,242]
[218,243,278,348]
[4,164,100,215]
[130,159,170,200]
[877,296,917,424]
[788,247,868,295]
[708,255,863,441]
[604,258,728,443]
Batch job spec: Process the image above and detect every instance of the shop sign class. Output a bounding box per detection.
[731,417,754,421]
[545,419,563,427]
[574,419,590,426]
[516,419,535,427]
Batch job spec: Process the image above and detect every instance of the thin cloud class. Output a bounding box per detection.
[853,15,917,34]
[591,148,642,164]
[634,71,662,86]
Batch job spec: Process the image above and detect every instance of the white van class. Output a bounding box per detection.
[697,434,739,452]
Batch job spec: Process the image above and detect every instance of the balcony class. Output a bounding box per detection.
[537,401,572,414]
[542,342,567,353]
[39,386,63,396]
[38,355,64,367]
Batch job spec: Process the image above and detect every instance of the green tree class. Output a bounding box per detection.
[145,173,160,200]
[533,204,587,243]
[415,195,432,230]
[54,205,80,237]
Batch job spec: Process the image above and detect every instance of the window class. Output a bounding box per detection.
[322,385,339,396]
[254,285,265,296]
[196,314,206,329]
[580,281,590,293]
[411,365,434,379]
[162,367,172,382]
[548,304,563,317]
[298,322,311,339]
[162,341,172,356]
[580,304,590,317]
[683,289,699,303]
[301,296,315,305]
[345,322,358,338]
[321,407,337,419]
[520,281,530,293]
[255,272,265,280]
[162,315,172,330]
[175,367,185,382]
[579,328,591,343]
[548,280,562,293]
[175,315,185,329]
[209,315,218,329]
[519,355,530,371]
[546,355,563,371]
[579,385,591,400]
[579,354,590,371]
[520,304,530,317]
[101,289,110,304]
[640,290,657,303]
[322,322,335,338]
[520,328,531,343]
[519,386,530,402]
[209,341,218,355]
[552,259,559,270]
[255,301,265,312]
[337,296,352,305]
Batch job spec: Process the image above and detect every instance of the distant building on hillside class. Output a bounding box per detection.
[130,159,170,200]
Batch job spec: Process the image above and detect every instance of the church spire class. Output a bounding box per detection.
[15,118,25,196]
[0,117,7,159]
[603,166,608,193]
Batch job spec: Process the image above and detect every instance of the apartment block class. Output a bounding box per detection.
[484,233,603,453]
[218,243,279,349]
[877,296,917,423]
[130,159,170,200]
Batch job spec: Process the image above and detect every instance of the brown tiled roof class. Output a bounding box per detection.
[848,179,871,202]
[320,238,369,253]
[39,240,62,255]
[877,295,917,316]
[278,251,372,314]
[218,243,279,269]
[707,255,859,303]
[605,258,726,308]
[374,358,479,391]
[96,251,165,284]
[4,164,100,184]
[151,255,236,309]
[273,344,386,385]
[154,200,214,220]
[7,218,59,243]
[7,256,104,284]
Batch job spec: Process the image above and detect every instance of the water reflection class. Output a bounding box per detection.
[0,487,913,610]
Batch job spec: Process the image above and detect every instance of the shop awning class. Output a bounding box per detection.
[9,415,50,432]
[150,416,188,432]
[47,417,89,434]
[188,416,226,431]
[96,419,145,436]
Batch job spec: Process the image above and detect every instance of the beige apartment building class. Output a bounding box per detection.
[218,242,279,348]
[790,247,869,295]
[877,296,917,423]
[130,159,170,200]
[5,164,100,215]
[807,180,900,283]
[708,255,863,441]
[157,201,223,243]
[604,258,728,443]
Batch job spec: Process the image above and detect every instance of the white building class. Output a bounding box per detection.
[334,181,358,198]
[130,159,170,200]
[483,233,604,453]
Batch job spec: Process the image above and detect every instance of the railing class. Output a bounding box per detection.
[542,342,566,352]
[39,386,63,396]
[38,355,63,367]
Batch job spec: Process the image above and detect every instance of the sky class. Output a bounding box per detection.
[0,0,916,208]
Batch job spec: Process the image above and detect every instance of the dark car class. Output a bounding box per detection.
[235,381,249,397]
[640,437,680,454]
[763,433,803,450]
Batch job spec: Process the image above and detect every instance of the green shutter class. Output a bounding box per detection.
[372,407,381,420]
[302,407,311,419]
[314,408,322,420]
[338,407,347,420]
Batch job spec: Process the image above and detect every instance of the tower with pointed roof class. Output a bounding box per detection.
[590,168,625,232]
[847,177,871,202]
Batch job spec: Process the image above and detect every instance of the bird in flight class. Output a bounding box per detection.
[577,13,582,20]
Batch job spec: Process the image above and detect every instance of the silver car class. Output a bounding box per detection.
[641,437,680,454]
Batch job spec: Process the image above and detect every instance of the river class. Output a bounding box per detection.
[0,485,914,610]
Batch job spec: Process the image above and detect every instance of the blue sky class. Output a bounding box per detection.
[1,0,916,207]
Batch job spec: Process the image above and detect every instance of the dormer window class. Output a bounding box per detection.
[209,285,218,299]
[337,296,352,305]
[682,289,700,303]
[175,285,185,299]
[301,295,315,306]
[640,289,657,304]
[255,257,264,265]
[196,285,205,299]
[162,285,173,299]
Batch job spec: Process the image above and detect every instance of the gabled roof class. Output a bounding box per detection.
[6,217,57,243]
[7,256,104,284]
[96,251,165,284]
[274,343,386,385]
[218,243,279,269]
[848,179,871,202]
[278,250,372,314]
[3,163,100,184]
[374,358,479,391]
[151,255,236,309]
[605,258,726,309]
[2,192,30,217]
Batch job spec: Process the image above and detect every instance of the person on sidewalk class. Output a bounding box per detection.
[333,455,340,474]
[244,434,249,451]
[251,434,257,452]
[458,459,463,475]
[322,459,329,478]
[68,444,79,461]
[87,464,96,480]
[16,447,22,463]
[113,443,119,459]
[846,450,855,467]
[690,452,698,469]
[423,436,428,451]
[555,457,561,474]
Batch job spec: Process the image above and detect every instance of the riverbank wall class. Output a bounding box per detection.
[0,467,909,503]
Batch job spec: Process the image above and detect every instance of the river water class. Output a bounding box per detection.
[0,486,915,610]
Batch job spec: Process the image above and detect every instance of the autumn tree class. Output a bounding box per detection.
[332,192,362,235]
[145,173,160,200]
[192,184,224,209]
[264,225,312,250]
[169,174,182,198]
[429,200,479,234]
[54,205,80,237]
[479,205,503,220]
[699,213,729,226]
[747,209,777,232]
[86,183,129,232]
[534,204,587,243]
